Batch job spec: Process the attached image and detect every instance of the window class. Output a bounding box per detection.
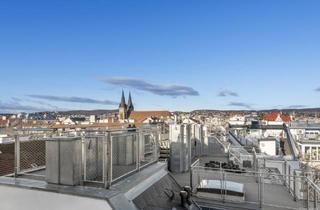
[305,146,310,161]
[312,147,317,160]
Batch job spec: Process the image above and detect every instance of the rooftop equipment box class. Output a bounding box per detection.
[46,137,82,185]
[169,124,191,173]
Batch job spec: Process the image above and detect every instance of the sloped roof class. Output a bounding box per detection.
[50,122,130,129]
[133,174,182,210]
[129,111,171,123]
[263,112,291,122]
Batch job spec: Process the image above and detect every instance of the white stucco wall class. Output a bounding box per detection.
[259,140,276,156]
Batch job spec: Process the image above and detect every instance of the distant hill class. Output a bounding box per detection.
[2,107,320,116]
[257,108,320,113]
[0,109,118,116]
[57,109,118,116]
[191,107,320,113]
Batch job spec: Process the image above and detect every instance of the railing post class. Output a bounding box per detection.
[314,187,317,209]
[14,135,20,177]
[106,132,112,188]
[153,131,156,161]
[102,133,107,188]
[288,165,291,193]
[255,161,259,183]
[135,132,139,172]
[256,173,261,208]
[259,172,264,208]
[80,135,85,186]
[293,170,297,201]
[307,180,310,210]
[222,170,226,203]
[137,131,141,171]
[82,135,87,182]
[284,161,287,187]
[95,136,99,180]
[190,165,193,191]
[197,168,200,191]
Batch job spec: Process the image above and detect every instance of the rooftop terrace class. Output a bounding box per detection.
[2,127,320,210]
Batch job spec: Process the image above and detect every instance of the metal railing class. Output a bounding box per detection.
[76,128,160,187]
[6,127,160,188]
[13,136,46,179]
[305,176,320,209]
[0,141,14,176]
[283,123,300,160]
[191,156,320,209]
[203,132,320,209]
[191,165,308,209]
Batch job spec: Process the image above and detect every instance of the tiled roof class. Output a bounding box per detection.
[263,112,291,122]
[129,111,171,123]
[50,122,131,129]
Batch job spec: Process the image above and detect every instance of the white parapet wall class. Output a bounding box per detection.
[0,185,113,210]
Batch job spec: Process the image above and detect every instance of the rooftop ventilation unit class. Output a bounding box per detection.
[45,137,82,185]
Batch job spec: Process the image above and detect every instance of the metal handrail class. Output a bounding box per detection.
[192,165,307,179]
[306,177,320,194]
[191,159,200,168]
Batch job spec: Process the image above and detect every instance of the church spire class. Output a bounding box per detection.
[119,90,127,121]
[119,90,127,108]
[128,92,133,109]
[127,92,134,117]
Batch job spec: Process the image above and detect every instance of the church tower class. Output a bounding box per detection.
[119,90,127,120]
[127,92,134,118]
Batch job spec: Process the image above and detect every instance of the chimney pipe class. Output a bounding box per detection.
[180,190,188,207]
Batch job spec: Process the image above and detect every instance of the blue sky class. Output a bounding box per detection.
[1,0,320,112]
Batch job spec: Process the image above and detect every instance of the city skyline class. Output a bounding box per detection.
[1,0,320,112]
